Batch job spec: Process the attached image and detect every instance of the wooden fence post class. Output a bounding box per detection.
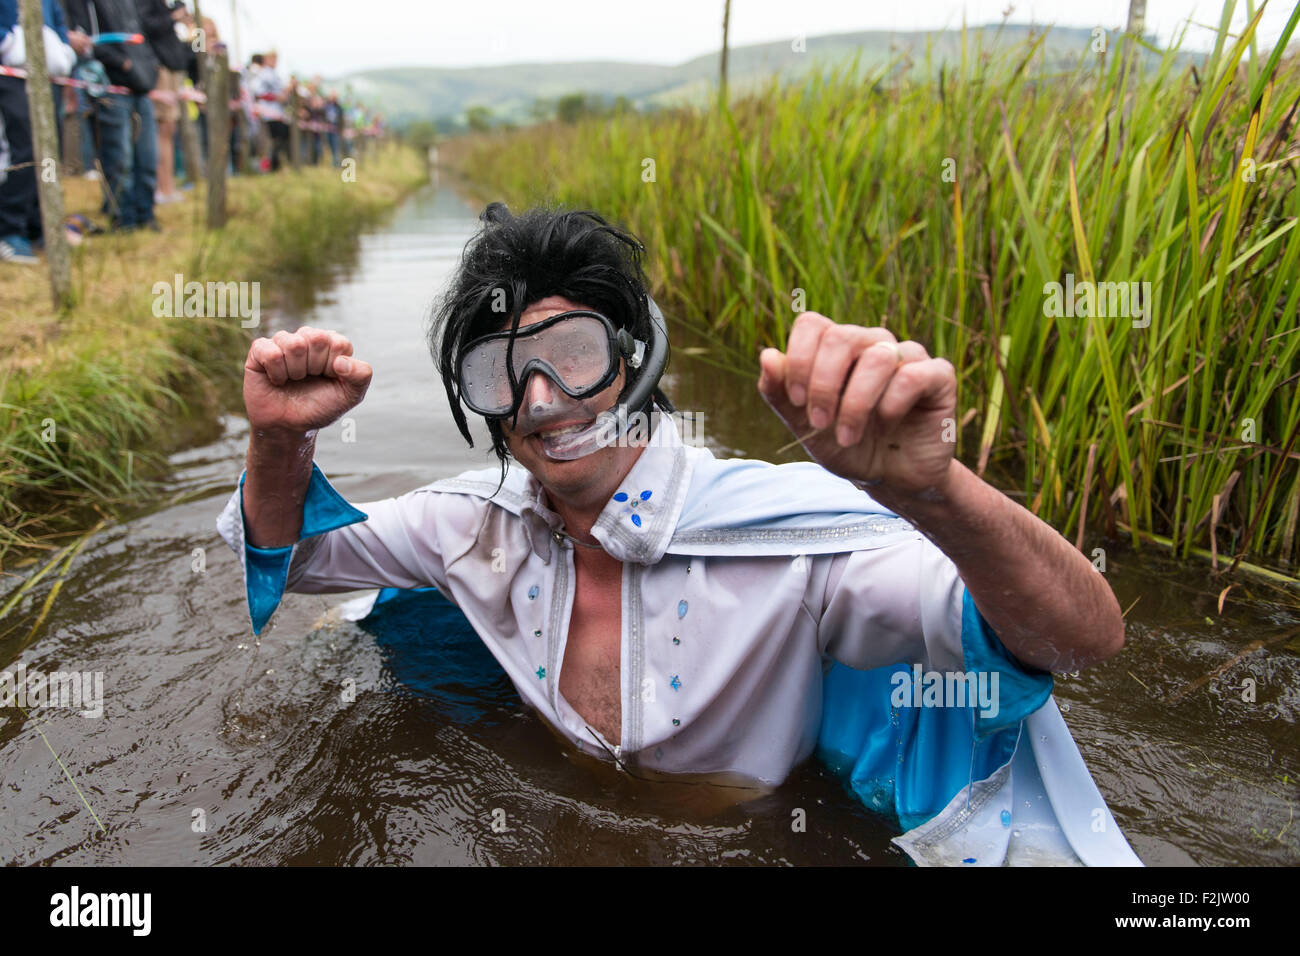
[205,50,229,228]
[17,0,71,307]
[287,85,300,169]
[61,93,83,174]
[191,0,207,88]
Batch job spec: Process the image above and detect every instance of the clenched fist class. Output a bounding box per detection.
[244,327,373,435]
[757,312,957,498]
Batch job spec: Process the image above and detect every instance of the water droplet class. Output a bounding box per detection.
[1012,830,1021,838]
[1061,702,1071,712]
[677,599,688,618]
[1024,801,1031,808]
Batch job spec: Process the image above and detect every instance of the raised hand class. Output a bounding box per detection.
[243,327,373,435]
[756,312,957,498]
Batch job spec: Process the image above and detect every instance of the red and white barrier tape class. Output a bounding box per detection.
[0,64,131,94]
[2,65,380,136]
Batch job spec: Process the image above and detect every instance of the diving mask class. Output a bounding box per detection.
[457,299,669,461]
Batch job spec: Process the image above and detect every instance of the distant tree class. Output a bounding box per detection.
[465,105,493,132]
[612,95,635,115]
[556,92,591,124]
[400,119,439,149]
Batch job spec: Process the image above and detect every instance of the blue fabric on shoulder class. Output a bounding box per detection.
[239,464,368,634]
[816,589,1054,831]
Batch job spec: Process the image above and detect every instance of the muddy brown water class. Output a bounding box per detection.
[1,183,1297,865]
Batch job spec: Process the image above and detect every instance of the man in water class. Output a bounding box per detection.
[218,204,1129,862]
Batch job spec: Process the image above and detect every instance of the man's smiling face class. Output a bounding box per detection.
[497,295,644,509]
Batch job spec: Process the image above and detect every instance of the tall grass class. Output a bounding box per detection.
[443,4,1300,572]
[0,144,428,562]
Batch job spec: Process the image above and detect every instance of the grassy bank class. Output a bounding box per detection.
[442,6,1300,574]
[0,143,428,562]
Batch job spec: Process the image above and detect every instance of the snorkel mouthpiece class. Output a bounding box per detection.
[538,415,617,460]
[515,388,613,461]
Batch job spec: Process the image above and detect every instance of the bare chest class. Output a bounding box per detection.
[558,553,624,745]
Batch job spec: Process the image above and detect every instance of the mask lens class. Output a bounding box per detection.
[459,342,516,416]
[459,313,615,416]
[539,315,611,392]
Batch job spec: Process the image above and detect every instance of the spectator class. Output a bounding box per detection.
[247,49,288,171]
[65,0,161,231]
[305,75,323,165]
[0,0,77,263]
[139,0,192,205]
[323,90,341,167]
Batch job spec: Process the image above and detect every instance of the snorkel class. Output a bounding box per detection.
[509,296,669,461]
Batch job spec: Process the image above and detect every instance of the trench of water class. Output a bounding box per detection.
[1,182,1296,864]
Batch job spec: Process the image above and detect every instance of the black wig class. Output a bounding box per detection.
[429,201,672,469]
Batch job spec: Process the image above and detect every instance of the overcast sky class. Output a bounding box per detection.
[205,1,1297,77]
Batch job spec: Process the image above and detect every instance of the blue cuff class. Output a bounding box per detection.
[239,464,368,634]
[960,588,1054,740]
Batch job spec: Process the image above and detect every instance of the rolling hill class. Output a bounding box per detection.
[332,24,1178,126]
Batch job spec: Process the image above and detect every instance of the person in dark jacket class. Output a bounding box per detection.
[64,0,160,230]
[0,0,81,260]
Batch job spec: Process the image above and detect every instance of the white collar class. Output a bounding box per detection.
[513,407,695,566]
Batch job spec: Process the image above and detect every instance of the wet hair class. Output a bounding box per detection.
[429,201,672,470]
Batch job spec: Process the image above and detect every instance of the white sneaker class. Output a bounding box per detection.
[0,239,39,264]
